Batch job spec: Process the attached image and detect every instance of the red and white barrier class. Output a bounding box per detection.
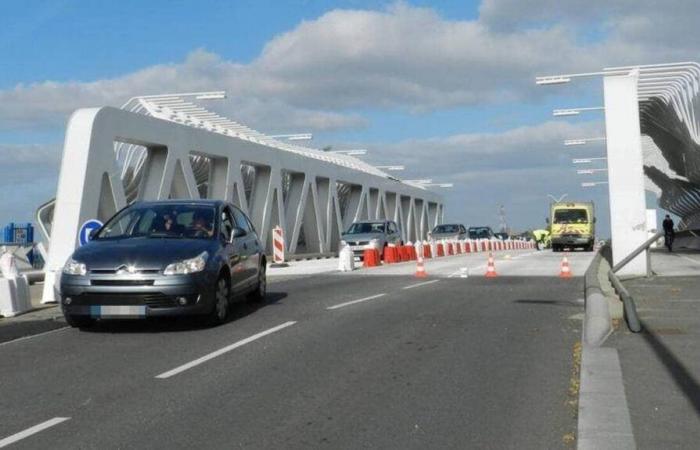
[272,225,286,266]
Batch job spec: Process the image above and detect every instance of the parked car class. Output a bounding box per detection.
[429,223,467,241]
[468,226,495,240]
[340,220,402,259]
[60,200,266,328]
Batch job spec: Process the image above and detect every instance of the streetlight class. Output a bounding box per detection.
[376,165,405,171]
[553,107,604,117]
[404,179,433,184]
[547,194,568,202]
[269,133,313,141]
[421,183,453,188]
[577,168,608,175]
[564,137,606,146]
[581,181,609,187]
[573,157,607,164]
[121,91,227,109]
[535,69,630,85]
[329,149,368,156]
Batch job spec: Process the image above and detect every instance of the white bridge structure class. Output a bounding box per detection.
[40,94,443,303]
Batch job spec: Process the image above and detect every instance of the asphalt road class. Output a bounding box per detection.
[0,254,589,449]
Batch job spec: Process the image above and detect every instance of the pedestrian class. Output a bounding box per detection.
[662,214,675,252]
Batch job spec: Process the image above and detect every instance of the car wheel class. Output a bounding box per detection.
[64,313,95,329]
[249,263,267,303]
[208,276,230,325]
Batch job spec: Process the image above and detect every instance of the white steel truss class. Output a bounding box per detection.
[40,103,443,303]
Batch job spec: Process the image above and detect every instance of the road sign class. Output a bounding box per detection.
[78,219,103,246]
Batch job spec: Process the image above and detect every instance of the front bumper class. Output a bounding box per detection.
[552,236,592,246]
[60,271,216,319]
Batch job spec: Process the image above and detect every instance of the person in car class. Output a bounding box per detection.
[190,212,214,238]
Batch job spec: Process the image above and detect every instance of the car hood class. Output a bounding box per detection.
[71,238,216,270]
[341,233,384,242]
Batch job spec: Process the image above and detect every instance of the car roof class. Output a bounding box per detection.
[435,223,464,227]
[132,199,225,208]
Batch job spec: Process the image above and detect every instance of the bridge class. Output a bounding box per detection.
[3,61,700,449]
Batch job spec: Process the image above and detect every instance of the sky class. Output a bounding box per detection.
[2,0,700,238]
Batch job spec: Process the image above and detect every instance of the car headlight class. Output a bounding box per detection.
[63,257,87,276]
[369,238,381,248]
[340,240,348,247]
[163,251,209,275]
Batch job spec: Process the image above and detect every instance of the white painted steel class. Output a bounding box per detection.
[604,70,649,276]
[41,106,442,303]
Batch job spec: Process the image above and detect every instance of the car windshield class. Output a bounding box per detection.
[554,209,588,224]
[469,227,491,239]
[346,222,385,234]
[95,203,217,240]
[433,224,460,233]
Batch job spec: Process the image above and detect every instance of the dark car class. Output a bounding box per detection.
[468,226,495,240]
[60,200,266,328]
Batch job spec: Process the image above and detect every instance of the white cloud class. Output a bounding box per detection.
[3,2,699,131]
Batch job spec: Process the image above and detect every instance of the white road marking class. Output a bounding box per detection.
[155,321,297,379]
[0,327,69,348]
[0,417,70,448]
[402,279,439,290]
[327,293,387,310]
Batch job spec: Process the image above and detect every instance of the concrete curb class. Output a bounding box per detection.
[583,250,613,346]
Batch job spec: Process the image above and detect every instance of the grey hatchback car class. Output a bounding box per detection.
[60,200,266,328]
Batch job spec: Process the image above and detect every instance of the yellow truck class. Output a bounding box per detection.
[548,201,596,252]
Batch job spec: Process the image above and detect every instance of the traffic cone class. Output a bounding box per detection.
[415,256,428,278]
[560,254,572,278]
[485,253,498,278]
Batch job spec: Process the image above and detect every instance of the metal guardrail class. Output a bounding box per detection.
[608,231,664,333]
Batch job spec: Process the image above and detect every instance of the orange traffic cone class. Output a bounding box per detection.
[560,255,572,278]
[485,253,498,278]
[415,256,427,278]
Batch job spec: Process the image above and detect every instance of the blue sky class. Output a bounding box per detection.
[0,0,695,237]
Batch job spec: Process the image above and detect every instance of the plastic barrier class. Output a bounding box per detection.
[0,251,31,317]
[446,242,453,256]
[363,248,380,267]
[436,243,445,257]
[338,246,355,271]
[383,245,399,264]
[424,243,432,259]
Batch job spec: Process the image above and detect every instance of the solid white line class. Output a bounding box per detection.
[0,417,70,448]
[402,279,439,290]
[0,326,70,348]
[327,293,387,310]
[155,321,297,379]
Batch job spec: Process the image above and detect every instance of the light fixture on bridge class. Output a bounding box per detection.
[573,157,607,164]
[330,149,367,156]
[376,165,405,171]
[553,107,604,117]
[581,181,609,187]
[269,133,313,141]
[564,137,606,146]
[404,179,433,184]
[577,168,608,175]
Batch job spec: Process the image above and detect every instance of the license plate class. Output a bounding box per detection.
[90,305,146,318]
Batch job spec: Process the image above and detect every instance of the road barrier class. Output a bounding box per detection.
[0,251,32,317]
[363,249,380,267]
[559,255,572,278]
[424,243,432,259]
[383,245,398,264]
[338,246,355,272]
[485,253,498,278]
[415,256,427,278]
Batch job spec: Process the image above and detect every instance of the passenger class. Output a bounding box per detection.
[663,214,675,252]
[190,212,214,238]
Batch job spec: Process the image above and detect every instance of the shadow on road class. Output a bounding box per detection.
[640,320,700,417]
[514,299,583,307]
[81,291,288,334]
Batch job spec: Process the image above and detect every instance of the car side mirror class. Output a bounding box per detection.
[231,227,247,240]
[545,218,550,224]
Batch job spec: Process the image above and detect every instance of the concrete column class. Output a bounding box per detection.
[604,70,648,276]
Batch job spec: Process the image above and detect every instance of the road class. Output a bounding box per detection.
[0,250,593,449]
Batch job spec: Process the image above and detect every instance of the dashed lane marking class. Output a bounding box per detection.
[155,321,297,379]
[327,293,387,310]
[402,280,440,290]
[0,417,70,448]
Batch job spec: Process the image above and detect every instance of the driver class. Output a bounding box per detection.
[190,211,214,238]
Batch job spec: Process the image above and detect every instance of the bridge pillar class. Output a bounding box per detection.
[604,69,649,276]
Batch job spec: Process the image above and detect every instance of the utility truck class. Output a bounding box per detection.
[547,201,596,252]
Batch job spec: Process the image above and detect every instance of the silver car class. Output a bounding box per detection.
[429,223,467,241]
[341,220,402,259]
